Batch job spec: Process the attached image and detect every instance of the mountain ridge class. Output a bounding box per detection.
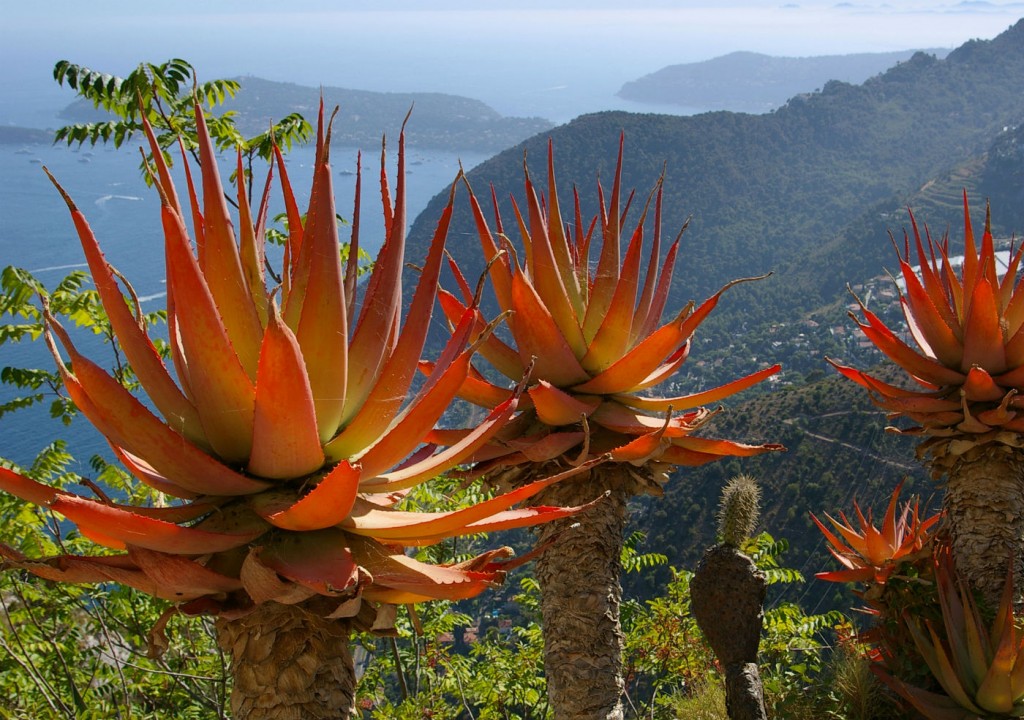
[617,48,951,114]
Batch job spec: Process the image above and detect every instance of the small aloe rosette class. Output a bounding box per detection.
[434,137,783,488]
[0,102,591,622]
[813,481,940,587]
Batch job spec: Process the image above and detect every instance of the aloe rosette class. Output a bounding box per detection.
[439,137,783,481]
[436,137,783,719]
[813,481,940,587]
[830,195,1024,604]
[0,104,590,719]
[879,544,1024,720]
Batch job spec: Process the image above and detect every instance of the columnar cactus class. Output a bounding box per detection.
[691,474,769,720]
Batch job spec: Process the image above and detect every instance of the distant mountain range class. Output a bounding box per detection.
[405,19,1024,601]
[618,49,951,113]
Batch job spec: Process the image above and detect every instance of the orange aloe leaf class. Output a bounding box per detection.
[874,663,983,720]
[160,205,256,463]
[960,192,980,302]
[139,113,182,216]
[827,358,939,395]
[516,161,586,355]
[584,273,759,396]
[357,400,525,487]
[192,102,263,379]
[254,460,361,532]
[273,143,304,295]
[44,319,268,497]
[528,381,600,426]
[589,402,696,438]
[671,435,784,458]
[853,306,966,386]
[582,134,625,342]
[899,261,962,367]
[50,495,262,555]
[463,179,514,309]
[1002,253,1024,339]
[343,136,409,423]
[45,172,203,443]
[581,214,646,373]
[0,466,59,506]
[344,349,473,479]
[292,156,350,443]
[608,421,669,463]
[342,176,457,437]
[129,547,243,598]
[348,535,500,603]
[613,364,780,412]
[113,448,198,499]
[422,359,515,408]
[962,276,1008,374]
[437,287,523,382]
[905,216,961,339]
[258,529,362,597]
[656,445,725,467]
[248,305,325,479]
[235,150,270,327]
[325,249,466,463]
[816,567,876,583]
[509,268,591,386]
[544,140,585,315]
[962,366,1006,402]
[347,460,598,543]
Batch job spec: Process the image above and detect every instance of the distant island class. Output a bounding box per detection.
[618,49,951,113]
[0,126,53,145]
[57,76,555,153]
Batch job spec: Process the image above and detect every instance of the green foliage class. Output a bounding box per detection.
[53,59,311,190]
[0,442,228,718]
[355,578,550,720]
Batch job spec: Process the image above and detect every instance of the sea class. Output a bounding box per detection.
[0,102,492,471]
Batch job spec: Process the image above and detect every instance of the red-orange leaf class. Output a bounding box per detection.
[249,305,325,479]
[50,495,262,556]
[528,381,600,426]
[257,461,361,532]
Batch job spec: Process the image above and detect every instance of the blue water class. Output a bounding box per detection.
[0,132,486,470]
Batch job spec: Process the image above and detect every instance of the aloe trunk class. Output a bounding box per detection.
[216,604,357,720]
[532,465,630,720]
[940,444,1024,606]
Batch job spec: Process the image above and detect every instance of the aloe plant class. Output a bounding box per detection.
[831,196,1024,605]
[878,544,1024,719]
[439,138,783,719]
[0,103,588,719]
[813,480,940,587]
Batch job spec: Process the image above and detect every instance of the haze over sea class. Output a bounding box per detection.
[1,1,1022,468]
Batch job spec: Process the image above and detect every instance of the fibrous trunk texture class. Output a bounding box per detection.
[216,602,356,720]
[690,545,768,720]
[941,444,1024,607]
[533,465,630,720]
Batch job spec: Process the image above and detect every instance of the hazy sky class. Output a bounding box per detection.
[3,1,1024,122]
